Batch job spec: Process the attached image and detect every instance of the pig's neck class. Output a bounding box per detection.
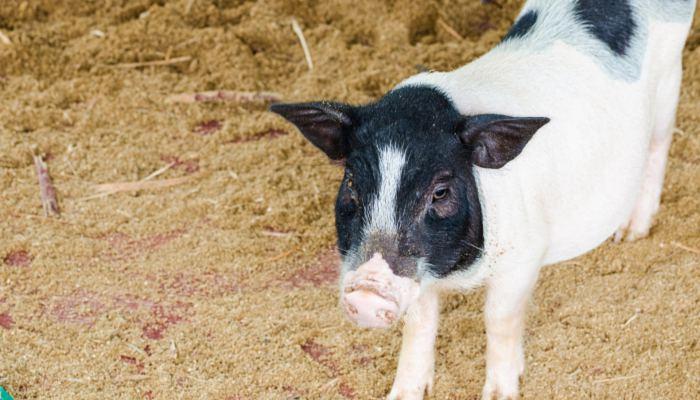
[397,49,558,290]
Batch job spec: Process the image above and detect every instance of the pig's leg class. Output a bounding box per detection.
[482,263,540,400]
[387,288,440,400]
[615,61,681,242]
[620,133,673,241]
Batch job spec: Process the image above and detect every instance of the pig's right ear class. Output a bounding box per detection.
[269,102,355,160]
[458,114,550,169]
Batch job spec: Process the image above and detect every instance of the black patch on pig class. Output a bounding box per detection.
[502,10,538,42]
[574,0,636,56]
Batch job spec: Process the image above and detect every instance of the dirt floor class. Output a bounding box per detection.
[0,0,698,399]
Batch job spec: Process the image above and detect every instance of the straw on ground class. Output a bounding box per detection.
[165,90,282,104]
[80,163,198,200]
[592,374,641,384]
[33,155,60,217]
[670,241,700,255]
[292,18,314,71]
[93,176,194,195]
[0,31,11,45]
[437,18,464,41]
[112,56,192,69]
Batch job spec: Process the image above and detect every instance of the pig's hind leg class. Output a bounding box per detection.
[615,61,682,242]
[387,288,439,400]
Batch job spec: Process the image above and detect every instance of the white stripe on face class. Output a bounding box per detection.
[365,145,406,237]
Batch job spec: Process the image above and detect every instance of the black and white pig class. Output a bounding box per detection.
[271,0,696,398]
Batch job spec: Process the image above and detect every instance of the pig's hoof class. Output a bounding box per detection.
[387,360,434,400]
[387,378,432,400]
[624,228,650,242]
[481,375,520,400]
[614,203,657,242]
[481,386,519,400]
[613,223,650,243]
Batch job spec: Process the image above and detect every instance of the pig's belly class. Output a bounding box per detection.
[541,124,649,265]
[542,183,640,265]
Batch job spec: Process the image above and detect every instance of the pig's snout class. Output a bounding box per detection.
[341,253,419,329]
[343,287,400,328]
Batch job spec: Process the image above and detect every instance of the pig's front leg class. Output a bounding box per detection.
[482,263,541,400]
[387,288,440,400]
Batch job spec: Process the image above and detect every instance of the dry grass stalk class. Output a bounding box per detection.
[165,90,282,104]
[113,56,192,69]
[592,374,641,384]
[670,241,700,255]
[437,18,464,41]
[80,164,198,201]
[185,0,196,14]
[94,176,194,194]
[0,31,11,45]
[170,339,179,359]
[265,246,299,262]
[291,18,314,71]
[33,155,60,217]
[622,313,638,327]
[320,377,340,392]
[116,375,148,382]
[127,343,147,356]
[64,377,91,383]
[13,212,73,225]
[262,229,293,238]
[141,162,176,181]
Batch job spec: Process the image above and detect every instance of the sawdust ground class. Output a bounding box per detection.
[0,1,698,399]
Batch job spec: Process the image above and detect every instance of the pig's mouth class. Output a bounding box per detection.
[340,253,420,329]
[344,279,400,304]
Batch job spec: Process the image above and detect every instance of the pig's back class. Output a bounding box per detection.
[398,0,694,264]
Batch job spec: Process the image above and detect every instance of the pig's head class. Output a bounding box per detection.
[271,85,548,328]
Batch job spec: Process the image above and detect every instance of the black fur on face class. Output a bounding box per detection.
[271,86,548,279]
[331,86,483,278]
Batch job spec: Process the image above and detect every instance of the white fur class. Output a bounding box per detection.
[388,2,694,399]
[339,146,407,281]
[365,145,406,236]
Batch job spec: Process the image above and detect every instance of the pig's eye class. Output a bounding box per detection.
[343,173,359,205]
[347,182,358,201]
[432,186,449,202]
[345,173,356,194]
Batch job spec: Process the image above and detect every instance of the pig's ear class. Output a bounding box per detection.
[269,102,355,160]
[458,114,550,169]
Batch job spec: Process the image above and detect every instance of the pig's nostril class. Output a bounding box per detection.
[345,302,358,316]
[348,283,398,305]
[377,309,396,323]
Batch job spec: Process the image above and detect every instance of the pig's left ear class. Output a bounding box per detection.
[458,114,550,169]
[269,102,354,160]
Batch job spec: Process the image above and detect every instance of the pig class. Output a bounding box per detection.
[270,0,696,398]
